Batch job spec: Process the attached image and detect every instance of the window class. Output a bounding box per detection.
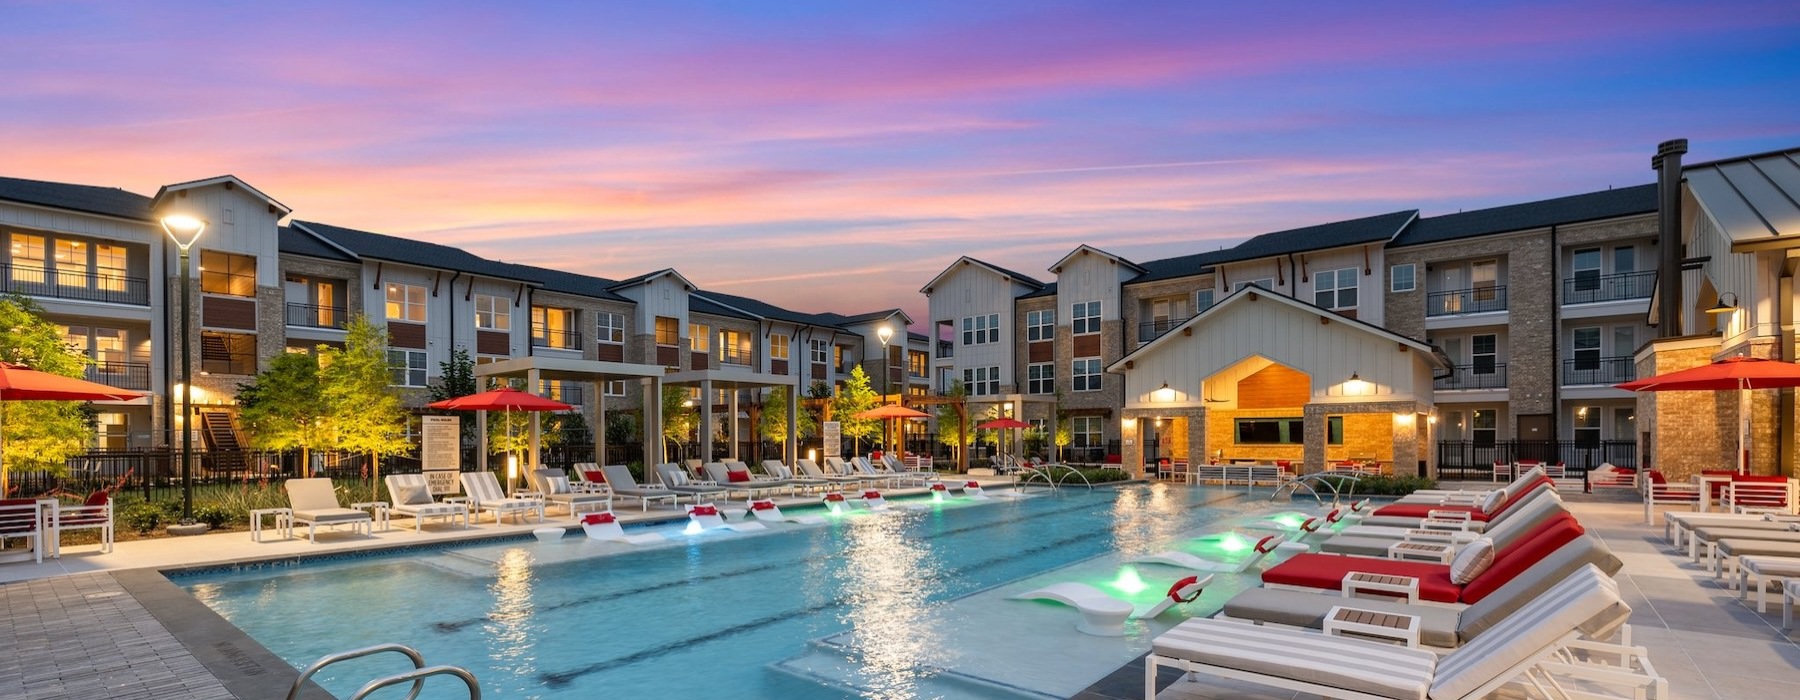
[769,334,790,360]
[200,251,256,297]
[387,349,428,387]
[201,331,257,375]
[604,379,627,397]
[1070,416,1103,449]
[1313,268,1358,309]
[474,294,509,331]
[1071,301,1101,335]
[1613,326,1635,360]
[1572,248,1601,292]
[1027,362,1054,394]
[962,313,1000,345]
[962,366,1000,396]
[385,282,426,322]
[1194,289,1214,312]
[54,240,86,288]
[9,233,46,284]
[540,380,581,405]
[1072,357,1101,392]
[1327,416,1344,445]
[1612,408,1635,441]
[719,329,750,365]
[533,307,578,349]
[908,350,928,377]
[94,412,128,450]
[1236,278,1273,292]
[809,339,829,364]
[1573,407,1599,449]
[655,316,679,346]
[689,324,710,352]
[1472,334,1497,375]
[833,344,846,371]
[596,312,624,344]
[1472,409,1497,447]
[1390,263,1416,292]
[475,355,505,366]
[1612,246,1635,274]
[94,243,126,291]
[1471,260,1498,301]
[1572,327,1600,371]
[1026,309,1055,341]
[1236,418,1304,444]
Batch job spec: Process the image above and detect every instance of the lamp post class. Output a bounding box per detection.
[161,215,206,523]
[876,324,893,451]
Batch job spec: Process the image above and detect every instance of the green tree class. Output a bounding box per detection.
[320,315,413,486]
[236,352,328,466]
[661,386,698,459]
[0,295,92,495]
[832,365,880,454]
[758,386,815,444]
[428,347,479,445]
[933,379,973,472]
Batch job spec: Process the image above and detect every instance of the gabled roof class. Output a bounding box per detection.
[1391,184,1657,247]
[825,308,914,328]
[1683,148,1800,252]
[1049,244,1146,275]
[688,294,757,320]
[1126,249,1234,286]
[294,220,538,283]
[498,263,631,303]
[608,268,696,292]
[277,225,358,262]
[1206,210,1418,266]
[919,256,1046,294]
[1108,285,1444,372]
[0,176,153,221]
[1019,281,1058,300]
[694,290,913,331]
[152,175,291,216]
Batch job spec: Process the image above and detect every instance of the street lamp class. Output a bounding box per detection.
[161,214,205,524]
[876,324,894,451]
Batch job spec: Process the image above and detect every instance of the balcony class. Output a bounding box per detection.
[531,325,583,350]
[1138,316,1192,343]
[86,361,150,391]
[543,384,584,407]
[720,348,751,366]
[1435,363,1508,390]
[285,302,348,329]
[1426,285,1507,316]
[2,263,149,305]
[936,339,954,359]
[1562,356,1635,386]
[1563,271,1655,305]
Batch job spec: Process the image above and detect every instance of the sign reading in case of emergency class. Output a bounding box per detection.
[823,421,841,458]
[421,415,462,495]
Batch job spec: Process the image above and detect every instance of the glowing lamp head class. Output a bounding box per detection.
[876,325,894,344]
[160,215,207,250]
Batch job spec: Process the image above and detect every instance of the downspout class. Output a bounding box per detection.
[1549,225,1560,446]
[526,287,535,358]
[447,271,461,359]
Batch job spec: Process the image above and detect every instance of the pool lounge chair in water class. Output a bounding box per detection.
[859,490,889,509]
[1014,574,1213,636]
[962,480,1026,500]
[748,499,826,525]
[686,503,766,533]
[580,512,665,544]
[821,492,853,514]
[1129,533,1288,574]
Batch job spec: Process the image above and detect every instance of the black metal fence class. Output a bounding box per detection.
[0,262,150,305]
[1435,440,1637,480]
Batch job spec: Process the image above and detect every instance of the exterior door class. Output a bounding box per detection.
[1517,414,1553,462]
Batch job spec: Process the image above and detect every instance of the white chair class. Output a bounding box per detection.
[748,499,826,525]
[685,503,765,532]
[383,474,469,532]
[1129,533,1286,573]
[600,464,682,511]
[0,499,46,563]
[456,471,544,524]
[284,478,372,543]
[580,512,664,544]
[1642,470,1702,524]
[55,490,114,555]
[1014,575,1212,636]
[530,468,614,519]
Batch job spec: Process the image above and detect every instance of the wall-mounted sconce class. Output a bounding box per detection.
[1704,292,1739,315]
[1152,381,1176,402]
[1343,372,1370,395]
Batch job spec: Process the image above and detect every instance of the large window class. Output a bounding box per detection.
[1327,416,1344,445]
[1026,309,1055,341]
[1235,418,1303,444]
[532,306,578,349]
[1472,334,1497,375]
[387,349,427,387]
[962,366,1000,396]
[962,313,1000,345]
[200,331,257,375]
[9,233,45,284]
[1573,406,1600,449]
[1194,289,1215,312]
[1572,248,1601,292]
[1070,416,1103,449]
[1472,409,1497,447]
[1071,301,1101,335]
[1072,357,1101,392]
[809,339,829,364]
[908,350,928,377]
[769,334,790,361]
[1027,362,1054,394]
[1472,260,1498,302]
[1390,263,1416,293]
[655,316,679,346]
[719,329,750,365]
[93,243,127,292]
[385,282,426,322]
[1572,327,1600,370]
[474,293,509,331]
[1314,268,1358,310]
[200,250,256,297]
[597,311,624,344]
[689,324,710,353]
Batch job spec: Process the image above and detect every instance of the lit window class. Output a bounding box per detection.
[689,324,710,352]
[655,317,679,346]
[474,294,510,331]
[385,283,426,322]
[200,250,257,297]
[770,334,790,360]
[719,329,750,365]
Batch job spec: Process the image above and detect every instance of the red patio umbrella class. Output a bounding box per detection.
[429,387,573,492]
[975,417,1032,430]
[854,404,932,457]
[1,362,146,495]
[1616,356,1800,473]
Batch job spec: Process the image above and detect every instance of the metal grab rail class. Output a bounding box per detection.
[351,666,481,700]
[1016,463,1094,490]
[287,643,427,700]
[1271,472,1363,506]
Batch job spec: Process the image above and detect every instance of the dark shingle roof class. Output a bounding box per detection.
[1126,249,1236,286]
[498,263,631,302]
[982,261,1047,288]
[1391,184,1656,247]
[295,220,538,283]
[1205,210,1418,265]
[0,176,152,221]
[277,225,358,262]
[1020,281,1058,299]
[689,294,756,320]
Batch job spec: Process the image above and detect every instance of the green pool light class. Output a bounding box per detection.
[1270,512,1308,529]
[1216,532,1249,553]
[1108,566,1149,595]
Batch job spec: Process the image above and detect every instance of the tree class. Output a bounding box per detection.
[661,386,697,460]
[236,352,328,467]
[934,379,973,472]
[428,347,479,445]
[320,315,413,486]
[0,295,92,495]
[831,365,880,454]
[758,386,814,444]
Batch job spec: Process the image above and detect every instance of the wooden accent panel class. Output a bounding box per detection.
[1072,334,1101,357]
[691,351,709,370]
[388,321,426,349]
[476,330,510,356]
[1337,309,1358,320]
[1237,364,1309,409]
[656,345,679,366]
[812,363,827,380]
[1027,341,1053,364]
[771,359,788,375]
[597,343,624,362]
[201,296,256,330]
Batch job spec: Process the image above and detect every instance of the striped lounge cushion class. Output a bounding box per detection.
[1430,564,1626,699]
[1152,618,1434,700]
[1448,538,1495,584]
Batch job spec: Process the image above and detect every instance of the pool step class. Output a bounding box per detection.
[768,636,1058,699]
[410,552,497,579]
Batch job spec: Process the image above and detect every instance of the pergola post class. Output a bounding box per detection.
[594,378,606,467]
[476,408,489,472]
[527,368,542,469]
[728,388,740,460]
[787,380,800,465]
[700,378,714,462]
[645,376,662,466]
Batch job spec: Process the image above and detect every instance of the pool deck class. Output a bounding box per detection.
[5,483,1800,699]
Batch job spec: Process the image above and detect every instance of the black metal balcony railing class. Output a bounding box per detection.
[1137,316,1193,343]
[1562,356,1635,386]
[86,361,150,391]
[720,349,751,366]
[1426,285,1508,316]
[2,263,150,305]
[1435,362,1509,390]
[531,325,583,350]
[285,302,348,329]
[1563,270,1655,305]
[937,340,954,359]
[544,384,584,406]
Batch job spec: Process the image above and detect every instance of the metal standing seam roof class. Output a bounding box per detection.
[1391,184,1658,247]
[1683,149,1800,249]
[0,176,154,221]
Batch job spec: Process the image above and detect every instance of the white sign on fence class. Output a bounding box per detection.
[822,421,842,459]
[421,415,462,495]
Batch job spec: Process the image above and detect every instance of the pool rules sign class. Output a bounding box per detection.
[822,421,841,459]
[421,415,462,495]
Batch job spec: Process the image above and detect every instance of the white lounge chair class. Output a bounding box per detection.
[858,489,889,510]
[685,503,766,533]
[748,499,826,525]
[796,458,869,488]
[579,512,664,544]
[456,471,545,524]
[383,474,469,532]
[821,492,853,514]
[828,457,896,488]
[284,478,373,543]
[528,469,614,519]
[650,463,731,501]
[1014,575,1213,636]
[702,462,791,501]
[0,499,45,563]
[601,464,682,511]
[762,460,830,493]
[1129,533,1287,573]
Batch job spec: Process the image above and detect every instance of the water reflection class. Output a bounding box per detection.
[484,547,537,684]
[1108,483,1189,558]
[836,512,943,700]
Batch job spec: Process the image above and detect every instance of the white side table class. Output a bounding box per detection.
[1388,541,1453,564]
[250,507,292,542]
[1343,571,1420,604]
[350,501,391,533]
[1324,605,1421,648]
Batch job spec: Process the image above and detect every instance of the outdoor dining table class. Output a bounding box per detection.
[1693,473,1735,512]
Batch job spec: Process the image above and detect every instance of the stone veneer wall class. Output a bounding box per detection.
[1056,318,1126,440]
[1633,338,1786,479]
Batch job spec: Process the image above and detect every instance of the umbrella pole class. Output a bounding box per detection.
[1740,382,1750,474]
[0,401,7,497]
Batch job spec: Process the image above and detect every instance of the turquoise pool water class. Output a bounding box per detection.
[177,485,1285,699]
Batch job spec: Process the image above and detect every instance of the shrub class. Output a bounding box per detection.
[1349,475,1438,496]
[1075,468,1133,484]
[117,500,168,533]
[192,504,234,530]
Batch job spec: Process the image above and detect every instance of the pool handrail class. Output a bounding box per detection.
[350,665,481,700]
[287,642,430,700]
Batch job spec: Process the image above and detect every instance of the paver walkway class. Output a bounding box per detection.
[0,573,233,700]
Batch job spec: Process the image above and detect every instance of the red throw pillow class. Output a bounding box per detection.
[727,470,751,483]
[930,483,947,491]
[965,481,980,488]
[691,505,718,516]
[825,493,846,502]
[583,513,616,525]
[751,500,775,511]
[584,471,605,483]
[84,490,110,507]
[863,491,882,499]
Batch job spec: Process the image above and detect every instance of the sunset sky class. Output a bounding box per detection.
[5,1,1798,322]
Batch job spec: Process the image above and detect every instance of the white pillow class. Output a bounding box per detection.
[1481,488,1508,515]
[665,469,688,486]
[1449,537,1496,585]
[546,476,570,494]
[395,484,433,506]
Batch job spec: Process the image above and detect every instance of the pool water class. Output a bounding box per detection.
[177,484,1290,699]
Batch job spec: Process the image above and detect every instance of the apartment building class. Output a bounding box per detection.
[0,174,927,461]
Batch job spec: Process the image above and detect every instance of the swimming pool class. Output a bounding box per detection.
[177,484,1292,699]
